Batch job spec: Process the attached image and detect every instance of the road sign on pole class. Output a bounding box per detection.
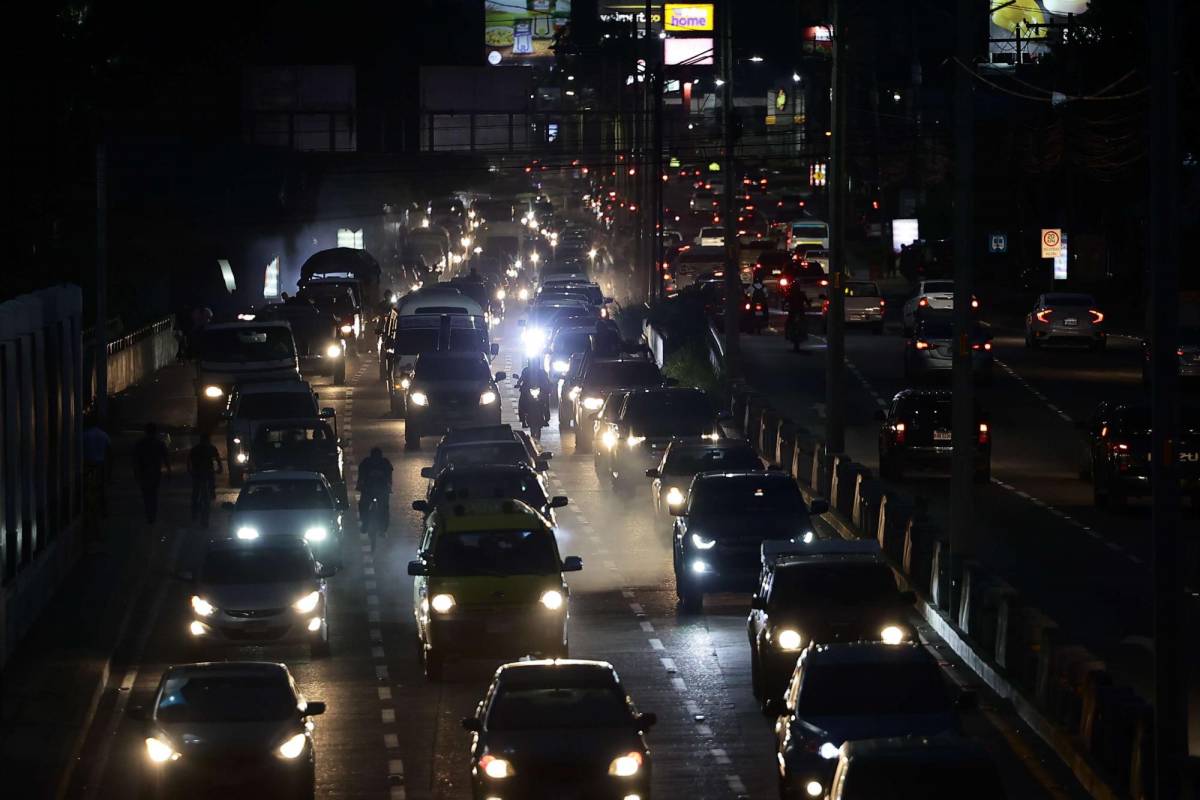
[1041,228,1062,258]
[988,232,1007,254]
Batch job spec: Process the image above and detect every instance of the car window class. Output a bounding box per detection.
[487,687,631,730]
[237,480,332,510]
[689,478,806,516]
[551,331,594,354]
[437,442,529,471]
[664,447,761,475]
[237,392,316,420]
[201,547,315,584]
[796,662,951,716]
[415,358,491,382]
[432,529,559,576]
[157,674,295,723]
[584,362,663,387]
[258,425,332,445]
[433,474,547,507]
[770,563,899,607]
[199,327,295,362]
[922,281,954,294]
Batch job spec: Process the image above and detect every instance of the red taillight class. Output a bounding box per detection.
[970,297,980,309]
[978,423,990,445]
[893,422,906,444]
[1179,348,1187,357]
[744,303,751,311]
[914,340,930,350]
[819,279,830,287]
[918,297,928,307]
[780,277,790,288]
[971,342,993,351]
[1089,309,1104,324]
[879,299,886,307]
[777,201,783,207]
[1036,309,1052,323]
[821,299,831,313]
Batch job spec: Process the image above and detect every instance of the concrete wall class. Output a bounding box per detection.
[84,318,176,409]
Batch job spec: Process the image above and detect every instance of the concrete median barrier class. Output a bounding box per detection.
[1005,605,1059,694]
[760,408,779,458]
[851,475,883,533]
[792,431,818,488]
[875,491,915,563]
[776,419,797,471]
[901,519,937,596]
[1079,668,1115,752]
[929,537,955,613]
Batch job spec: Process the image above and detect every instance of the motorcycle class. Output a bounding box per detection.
[519,385,551,442]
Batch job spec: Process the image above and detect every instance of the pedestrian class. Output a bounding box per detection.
[81,415,112,519]
[132,423,171,524]
[187,432,222,528]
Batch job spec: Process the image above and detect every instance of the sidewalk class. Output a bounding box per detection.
[0,362,196,799]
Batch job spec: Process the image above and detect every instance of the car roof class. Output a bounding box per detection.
[162,661,292,681]
[839,735,993,764]
[243,469,329,483]
[237,381,312,394]
[494,659,619,688]
[694,470,794,484]
[669,438,755,453]
[434,463,539,480]
[891,388,952,402]
[437,499,550,532]
[804,641,932,666]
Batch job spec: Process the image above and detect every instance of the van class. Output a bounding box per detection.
[192,321,300,429]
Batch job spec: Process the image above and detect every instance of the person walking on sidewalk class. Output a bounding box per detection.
[133,423,171,524]
[82,416,112,518]
[187,432,222,528]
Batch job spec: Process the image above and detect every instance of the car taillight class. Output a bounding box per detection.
[821,299,830,313]
[744,303,751,311]
[970,297,980,309]
[879,299,886,307]
[918,297,928,307]
[1089,309,1104,324]
[893,422,906,444]
[819,279,829,287]
[914,340,930,350]
[1036,309,1052,323]
[978,422,990,445]
[1179,348,1187,357]
[971,342,993,351]
[779,277,790,288]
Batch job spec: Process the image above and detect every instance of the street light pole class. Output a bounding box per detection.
[94,143,109,423]
[720,0,741,381]
[825,0,847,453]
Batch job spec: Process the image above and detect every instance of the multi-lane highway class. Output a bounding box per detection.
[59,315,1090,799]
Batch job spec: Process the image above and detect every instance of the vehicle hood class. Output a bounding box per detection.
[689,512,812,541]
[772,606,906,641]
[199,579,317,611]
[795,712,958,746]
[197,363,297,382]
[156,719,300,757]
[482,728,642,763]
[414,380,492,395]
[230,509,338,538]
[430,574,562,608]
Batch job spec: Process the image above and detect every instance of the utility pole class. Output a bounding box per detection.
[949,0,977,561]
[94,143,109,424]
[1148,0,1185,796]
[825,0,847,453]
[719,0,740,380]
[647,0,664,303]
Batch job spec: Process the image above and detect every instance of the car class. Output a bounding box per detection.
[422,439,549,481]
[543,323,598,381]
[246,419,347,506]
[223,381,329,485]
[646,438,765,515]
[191,321,301,430]
[770,642,971,800]
[562,357,665,450]
[437,423,542,464]
[1079,401,1200,508]
[222,470,345,568]
[297,278,364,349]
[595,387,727,493]
[384,312,495,418]
[256,301,347,384]
[1141,324,1200,385]
[136,661,325,799]
[520,301,597,358]
[1025,292,1106,350]
[695,226,725,247]
[788,218,830,251]
[833,280,886,334]
[404,352,506,449]
[414,463,568,522]
[748,540,915,707]
[407,499,583,679]
[902,315,994,384]
[753,250,794,298]
[462,659,655,800]
[671,471,829,613]
[828,736,1004,800]
[183,538,333,657]
[689,190,718,213]
[901,280,979,334]
[877,390,991,482]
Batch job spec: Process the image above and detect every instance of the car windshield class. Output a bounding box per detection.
[394,329,440,354]
[792,223,827,237]
[199,327,295,362]
[771,563,900,607]
[923,281,954,294]
[415,358,491,382]
[551,331,594,355]
[260,308,331,339]
[690,478,806,516]
[1043,293,1096,307]
[624,392,716,437]
[432,529,559,576]
[237,392,316,420]
[156,674,295,724]
[237,480,332,510]
[585,362,662,388]
[300,284,358,309]
[257,425,333,446]
[796,662,951,716]
[433,474,547,507]
[488,687,631,730]
[838,760,1004,799]
[437,442,530,471]
[664,447,761,475]
[201,547,314,584]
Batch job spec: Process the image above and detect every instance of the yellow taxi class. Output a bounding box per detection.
[407,499,582,681]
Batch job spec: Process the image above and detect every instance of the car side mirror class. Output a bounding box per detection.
[461,717,483,733]
[764,698,786,717]
[305,701,326,717]
[321,407,335,418]
[562,555,583,572]
[490,343,500,356]
[750,594,766,610]
[316,563,337,579]
[221,501,236,511]
[899,590,917,606]
[494,372,507,382]
[407,560,428,577]
[808,499,830,515]
[873,409,887,421]
[412,499,430,512]
[955,690,979,711]
[550,496,568,509]
[420,467,434,479]
[645,468,660,478]
[637,712,657,729]
[176,570,195,582]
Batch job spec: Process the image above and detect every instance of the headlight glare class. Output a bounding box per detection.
[601,429,618,450]
[691,533,716,550]
[776,629,803,651]
[666,487,685,507]
[278,733,307,759]
[191,595,215,617]
[806,780,824,797]
[608,751,643,777]
[518,288,530,300]
[340,324,354,334]
[480,754,513,779]
[496,288,506,300]
[880,625,905,645]
[145,736,179,763]
[582,396,604,411]
[410,391,429,406]
[325,344,341,358]
[626,435,646,448]
[304,526,328,542]
[539,589,565,610]
[203,385,224,399]
[399,376,411,390]
[293,590,320,614]
[819,742,840,760]
[480,390,498,405]
[430,593,456,613]
[552,359,570,373]
[236,526,259,540]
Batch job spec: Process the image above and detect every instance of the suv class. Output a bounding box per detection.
[876,389,991,483]
[223,381,330,485]
[1079,401,1200,508]
[191,321,300,430]
[256,301,346,384]
[406,500,582,680]
[403,352,506,449]
[596,387,726,493]
[748,540,914,707]
[562,357,665,450]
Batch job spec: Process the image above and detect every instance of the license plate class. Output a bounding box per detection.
[486,620,514,635]
[1064,318,1078,326]
[933,430,952,442]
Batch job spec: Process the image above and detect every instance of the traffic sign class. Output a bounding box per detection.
[988,233,1007,254]
[1041,228,1062,258]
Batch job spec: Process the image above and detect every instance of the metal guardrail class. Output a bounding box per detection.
[104,317,173,356]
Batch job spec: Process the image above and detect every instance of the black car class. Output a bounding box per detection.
[136,661,325,799]
[562,357,665,450]
[646,438,765,515]
[257,302,346,384]
[404,352,506,449]
[830,737,1005,800]
[414,463,568,523]
[876,389,991,482]
[248,419,347,505]
[748,540,915,707]
[1079,401,1200,508]
[462,659,655,800]
[671,471,829,613]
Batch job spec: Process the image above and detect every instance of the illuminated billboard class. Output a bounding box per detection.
[599,2,663,34]
[485,1,572,66]
[987,0,1087,65]
[664,37,713,66]
[665,3,713,32]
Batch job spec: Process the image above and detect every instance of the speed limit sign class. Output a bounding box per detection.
[1041,228,1062,258]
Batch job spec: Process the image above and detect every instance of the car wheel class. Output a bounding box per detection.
[424,647,444,681]
[405,423,421,450]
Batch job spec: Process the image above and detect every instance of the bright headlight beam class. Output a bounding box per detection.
[880,625,905,645]
[203,385,224,398]
[776,629,803,651]
[430,593,455,613]
[539,589,564,610]
[191,595,215,616]
[145,736,178,763]
[582,396,604,411]
[278,733,307,759]
[325,344,341,358]
[304,526,328,542]
[410,391,429,406]
[479,390,498,405]
[293,590,320,614]
[691,533,716,549]
[666,487,685,507]
[236,526,259,540]
[608,752,643,776]
[819,742,840,760]
[481,755,512,779]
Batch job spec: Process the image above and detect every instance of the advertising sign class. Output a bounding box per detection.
[1041,228,1061,258]
[988,1,1087,65]
[599,2,663,34]
[664,37,713,66]
[892,219,919,254]
[665,3,714,32]
[485,1,572,65]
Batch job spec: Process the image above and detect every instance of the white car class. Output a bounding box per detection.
[224,379,328,485]
[696,226,725,247]
[901,280,977,333]
[223,470,344,568]
[184,537,333,657]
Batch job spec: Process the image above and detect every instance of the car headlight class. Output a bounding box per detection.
[818,742,840,760]
[325,344,342,358]
[539,589,565,610]
[430,593,456,613]
[340,324,354,334]
[278,733,307,760]
[399,376,411,390]
[236,526,259,540]
[203,385,224,399]
[666,486,685,507]
[582,396,604,411]
[304,526,328,542]
[880,625,905,645]
[608,751,643,777]
[496,288,506,300]
[293,591,320,614]
[806,779,824,797]
[480,390,498,405]
[626,435,645,448]
[691,533,716,550]
[601,429,618,450]
[775,629,803,651]
[410,391,429,406]
[235,452,248,464]
[568,386,581,401]
[552,359,570,373]
[191,595,216,617]
[145,735,179,763]
[480,754,513,779]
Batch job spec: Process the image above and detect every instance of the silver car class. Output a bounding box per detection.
[223,470,345,569]
[1024,292,1106,350]
[184,538,333,657]
[904,315,994,384]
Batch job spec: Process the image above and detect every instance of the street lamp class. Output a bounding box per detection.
[748,55,764,63]
[792,71,801,83]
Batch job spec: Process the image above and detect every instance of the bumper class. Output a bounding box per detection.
[1030,324,1104,344]
[760,648,804,697]
[891,445,990,467]
[148,755,313,798]
[428,612,566,658]
[190,612,326,646]
[845,310,883,325]
[474,774,650,800]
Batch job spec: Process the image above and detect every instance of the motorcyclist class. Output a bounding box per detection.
[516,362,553,435]
[750,279,769,332]
[356,447,393,535]
[377,289,395,320]
[785,281,810,351]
